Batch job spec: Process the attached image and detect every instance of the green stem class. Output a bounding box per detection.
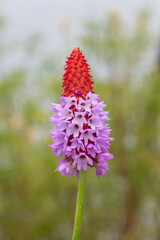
[72,170,86,240]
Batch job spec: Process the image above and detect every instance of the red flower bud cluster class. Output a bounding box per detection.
[62,48,94,99]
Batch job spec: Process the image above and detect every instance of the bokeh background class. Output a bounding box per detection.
[0,0,160,239]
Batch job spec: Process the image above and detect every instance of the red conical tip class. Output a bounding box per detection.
[62,48,94,98]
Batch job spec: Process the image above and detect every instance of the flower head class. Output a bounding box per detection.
[49,48,114,177]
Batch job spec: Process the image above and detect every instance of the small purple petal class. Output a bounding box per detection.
[66,123,83,137]
[58,109,73,120]
[54,132,66,145]
[96,166,107,178]
[87,144,98,158]
[80,129,95,146]
[70,138,85,151]
[78,98,91,112]
[72,111,87,126]
[88,117,103,129]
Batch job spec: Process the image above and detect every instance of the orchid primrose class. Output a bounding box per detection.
[49,48,114,240]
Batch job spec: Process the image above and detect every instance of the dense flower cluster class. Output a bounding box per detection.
[49,92,114,177]
[49,47,114,177]
[62,48,94,98]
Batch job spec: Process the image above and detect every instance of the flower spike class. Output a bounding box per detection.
[62,47,94,99]
[49,48,114,178]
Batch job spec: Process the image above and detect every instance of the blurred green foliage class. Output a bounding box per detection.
[0,9,160,240]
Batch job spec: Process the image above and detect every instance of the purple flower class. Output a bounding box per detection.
[96,127,111,137]
[78,98,91,112]
[66,123,83,137]
[94,137,111,152]
[96,165,107,178]
[61,96,78,109]
[99,152,114,162]
[49,92,114,177]
[87,144,99,158]
[58,108,73,120]
[55,158,71,176]
[80,129,95,146]
[72,111,87,127]
[54,132,67,145]
[70,138,85,151]
[88,116,103,129]
[52,121,69,132]
[72,153,93,171]
[65,146,75,158]
[86,92,100,104]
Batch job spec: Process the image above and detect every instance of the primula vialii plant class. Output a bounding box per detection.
[49,48,114,240]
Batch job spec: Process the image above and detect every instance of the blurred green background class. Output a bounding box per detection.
[0,5,160,240]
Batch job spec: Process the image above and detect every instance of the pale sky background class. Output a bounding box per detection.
[1,0,160,72]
